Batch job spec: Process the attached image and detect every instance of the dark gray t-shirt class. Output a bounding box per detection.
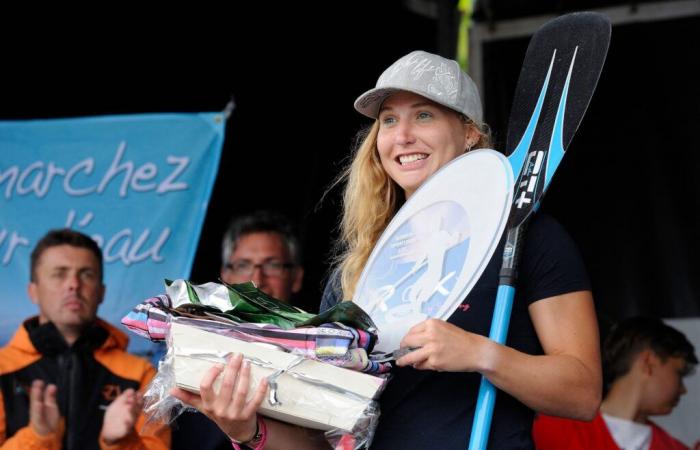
[320,214,591,450]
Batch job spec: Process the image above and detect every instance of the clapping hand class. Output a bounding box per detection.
[29,380,62,437]
[101,388,143,444]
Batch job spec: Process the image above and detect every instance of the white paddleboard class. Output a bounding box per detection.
[353,149,514,352]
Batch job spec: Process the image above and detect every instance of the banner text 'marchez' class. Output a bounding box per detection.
[0,141,190,200]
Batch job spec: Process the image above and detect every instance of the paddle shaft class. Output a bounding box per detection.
[469,226,525,450]
[467,12,611,449]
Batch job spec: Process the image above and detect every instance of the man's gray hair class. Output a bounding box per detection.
[221,210,302,266]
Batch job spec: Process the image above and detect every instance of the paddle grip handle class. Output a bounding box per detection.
[468,284,516,450]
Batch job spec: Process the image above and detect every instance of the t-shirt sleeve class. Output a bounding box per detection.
[518,213,591,305]
[319,268,343,313]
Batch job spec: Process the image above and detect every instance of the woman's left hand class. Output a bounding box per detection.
[395,318,489,372]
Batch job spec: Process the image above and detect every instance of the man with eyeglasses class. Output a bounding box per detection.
[220,210,304,303]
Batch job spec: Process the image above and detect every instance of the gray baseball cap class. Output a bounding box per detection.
[354,50,483,126]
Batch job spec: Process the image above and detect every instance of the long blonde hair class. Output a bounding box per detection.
[334,113,491,300]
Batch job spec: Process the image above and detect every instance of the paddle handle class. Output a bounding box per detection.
[468,284,515,450]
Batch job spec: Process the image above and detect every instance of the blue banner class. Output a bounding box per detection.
[0,112,225,355]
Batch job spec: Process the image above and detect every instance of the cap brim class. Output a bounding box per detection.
[354,86,482,125]
[353,87,401,119]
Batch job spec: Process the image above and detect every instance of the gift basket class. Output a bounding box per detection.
[122,279,389,449]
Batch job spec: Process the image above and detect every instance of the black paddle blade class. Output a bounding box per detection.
[506,12,611,226]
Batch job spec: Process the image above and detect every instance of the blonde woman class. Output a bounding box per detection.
[319,50,601,449]
[172,51,602,450]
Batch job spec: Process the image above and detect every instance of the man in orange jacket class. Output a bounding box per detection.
[534,316,696,450]
[0,229,170,450]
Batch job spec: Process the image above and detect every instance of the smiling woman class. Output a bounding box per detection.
[317,50,602,450]
[376,91,480,198]
[169,50,601,450]
[339,50,493,299]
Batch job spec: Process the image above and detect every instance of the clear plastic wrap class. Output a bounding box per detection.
[142,315,387,449]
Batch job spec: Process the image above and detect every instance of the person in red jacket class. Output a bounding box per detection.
[534,316,697,450]
[0,229,170,450]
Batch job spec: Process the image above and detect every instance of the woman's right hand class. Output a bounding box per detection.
[170,353,268,442]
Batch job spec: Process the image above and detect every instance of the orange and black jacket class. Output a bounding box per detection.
[0,317,170,450]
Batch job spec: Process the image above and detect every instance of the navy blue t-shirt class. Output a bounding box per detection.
[320,214,590,450]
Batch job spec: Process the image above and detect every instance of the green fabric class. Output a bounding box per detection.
[170,279,377,332]
[185,281,201,304]
[299,301,377,333]
[225,281,314,328]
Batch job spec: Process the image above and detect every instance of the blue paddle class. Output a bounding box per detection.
[468,12,611,450]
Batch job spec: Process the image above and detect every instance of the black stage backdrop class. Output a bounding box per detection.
[1,4,698,327]
[482,15,700,329]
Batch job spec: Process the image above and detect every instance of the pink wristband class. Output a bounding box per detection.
[231,415,267,450]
